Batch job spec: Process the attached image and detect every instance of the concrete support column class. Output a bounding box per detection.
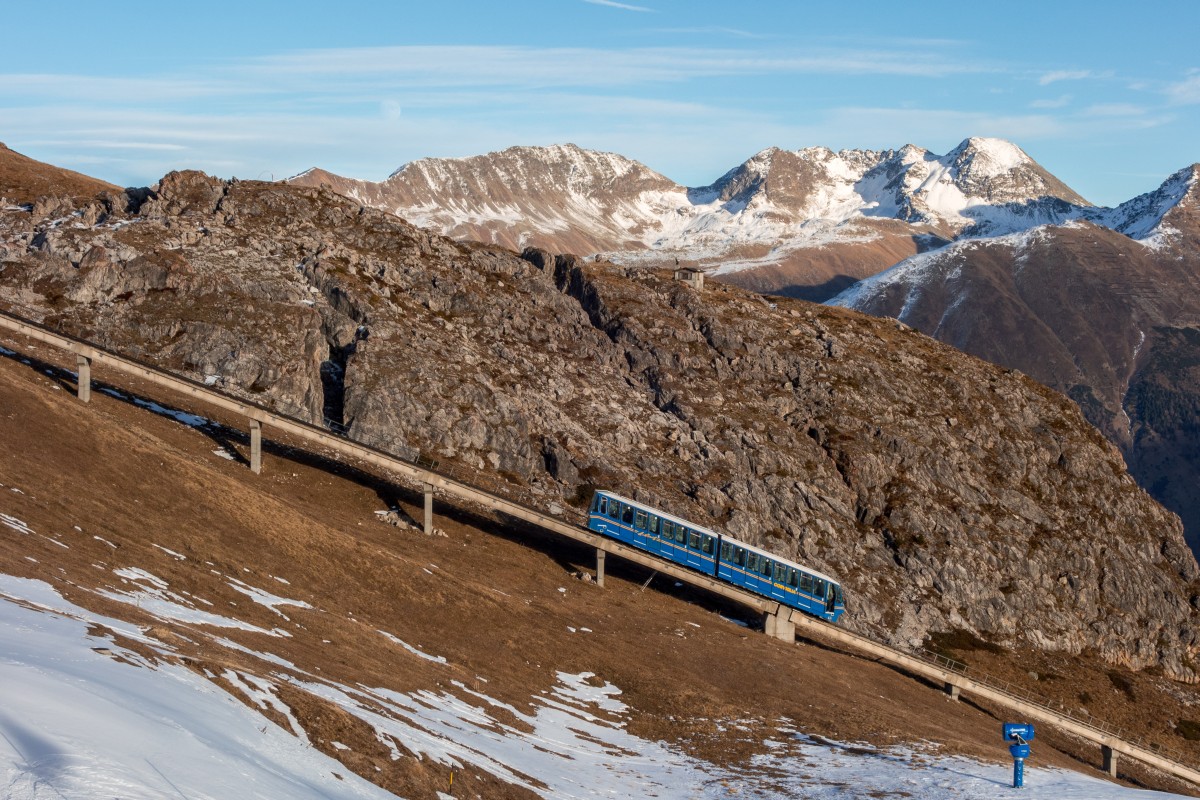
[423,483,434,535]
[75,355,91,403]
[596,548,606,588]
[249,419,262,474]
[764,608,796,642]
[1102,745,1117,778]
[945,682,961,701]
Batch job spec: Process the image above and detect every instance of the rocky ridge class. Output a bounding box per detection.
[2,162,1198,680]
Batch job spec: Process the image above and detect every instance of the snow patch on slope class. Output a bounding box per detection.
[0,576,395,800]
[0,573,1188,799]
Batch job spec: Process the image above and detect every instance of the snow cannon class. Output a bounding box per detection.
[1003,724,1035,788]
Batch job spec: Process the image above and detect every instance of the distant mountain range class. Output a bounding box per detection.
[291,141,1200,554]
[290,137,1120,301]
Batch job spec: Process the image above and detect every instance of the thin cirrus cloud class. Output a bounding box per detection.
[236,43,990,86]
[1165,73,1200,105]
[1030,95,1071,109]
[582,0,654,10]
[1037,69,1115,86]
[0,44,992,111]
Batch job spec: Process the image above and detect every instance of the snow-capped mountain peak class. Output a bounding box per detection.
[1092,163,1200,243]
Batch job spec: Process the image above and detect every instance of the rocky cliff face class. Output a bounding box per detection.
[3,163,1198,679]
[288,139,1090,301]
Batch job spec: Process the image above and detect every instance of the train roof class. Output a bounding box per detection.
[594,490,842,587]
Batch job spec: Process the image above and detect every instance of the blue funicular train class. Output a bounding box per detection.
[588,490,845,622]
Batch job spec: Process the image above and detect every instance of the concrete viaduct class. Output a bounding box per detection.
[0,309,1197,788]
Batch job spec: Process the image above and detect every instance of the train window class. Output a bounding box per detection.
[635,511,647,529]
[688,530,700,549]
[701,535,714,555]
[720,542,731,560]
[788,568,799,587]
[675,525,686,544]
[814,579,827,599]
[661,520,673,539]
[774,563,787,582]
[734,547,746,566]
[648,515,659,534]
[622,505,634,524]
[746,552,758,571]
[592,495,603,513]
[760,559,773,577]
[800,573,813,593]
[607,501,620,520]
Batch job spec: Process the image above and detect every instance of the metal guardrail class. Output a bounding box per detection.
[0,306,1196,782]
[903,646,1191,764]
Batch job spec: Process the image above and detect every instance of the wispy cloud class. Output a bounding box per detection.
[1030,95,1071,109]
[1038,69,1111,86]
[648,27,767,39]
[582,0,653,11]
[1083,103,1148,117]
[0,43,992,119]
[1165,72,1200,105]
[237,44,989,86]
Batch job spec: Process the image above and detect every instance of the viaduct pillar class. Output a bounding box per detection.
[249,419,262,474]
[75,355,91,403]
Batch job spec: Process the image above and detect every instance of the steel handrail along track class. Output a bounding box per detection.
[0,307,1197,783]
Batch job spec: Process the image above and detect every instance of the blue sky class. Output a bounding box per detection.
[2,1,1197,206]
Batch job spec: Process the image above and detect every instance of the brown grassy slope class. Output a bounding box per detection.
[1,333,1199,797]
[0,142,118,204]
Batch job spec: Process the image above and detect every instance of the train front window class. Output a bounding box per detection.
[834,585,843,605]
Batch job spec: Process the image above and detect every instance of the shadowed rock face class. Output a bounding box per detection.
[2,165,1198,679]
[834,166,1200,556]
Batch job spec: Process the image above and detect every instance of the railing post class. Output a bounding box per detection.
[75,354,91,403]
[249,419,262,474]
[423,483,434,535]
[945,681,961,701]
[596,548,606,588]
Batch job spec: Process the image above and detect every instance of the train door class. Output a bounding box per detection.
[591,496,608,534]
